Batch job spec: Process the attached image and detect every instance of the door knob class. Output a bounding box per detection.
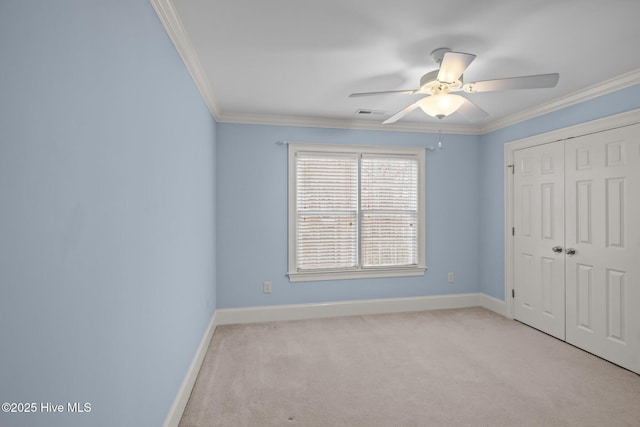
[565,248,576,255]
[552,246,563,253]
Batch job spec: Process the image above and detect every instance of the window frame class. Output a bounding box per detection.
[288,143,426,282]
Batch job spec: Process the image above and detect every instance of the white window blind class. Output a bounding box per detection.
[288,143,425,282]
[361,156,418,267]
[296,153,358,271]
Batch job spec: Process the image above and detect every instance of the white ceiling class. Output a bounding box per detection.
[161,0,640,133]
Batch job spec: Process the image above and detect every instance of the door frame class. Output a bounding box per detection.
[504,108,640,320]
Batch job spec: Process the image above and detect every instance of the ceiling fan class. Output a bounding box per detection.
[349,47,559,124]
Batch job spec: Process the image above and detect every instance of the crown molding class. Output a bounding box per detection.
[216,112,481,135]
[479,68,640,134]
[150,1,640,136]
[150,0,220,120]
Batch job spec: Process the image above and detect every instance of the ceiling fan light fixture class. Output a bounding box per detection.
[418,92,465,119]
[349,48,558,124]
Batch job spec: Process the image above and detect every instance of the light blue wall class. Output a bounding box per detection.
[479,85,640,300]
[216,123,481,308]
[0,2,216,427]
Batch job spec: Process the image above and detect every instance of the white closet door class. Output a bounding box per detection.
[513,142,566,340]
[565,123,640,374]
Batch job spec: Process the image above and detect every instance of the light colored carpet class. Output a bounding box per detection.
[179,307,640,427]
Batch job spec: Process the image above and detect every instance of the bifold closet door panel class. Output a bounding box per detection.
[565,123,640,374]
[513,141,566,340]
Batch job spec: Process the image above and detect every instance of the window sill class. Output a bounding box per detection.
[287,266,427,283]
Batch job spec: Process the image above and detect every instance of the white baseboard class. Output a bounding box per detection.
[164,292,507,425]
[480,293,507,317]
[163,310,218,427]
[215,293,488,325]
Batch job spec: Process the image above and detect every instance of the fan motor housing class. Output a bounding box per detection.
[419,70,462,92]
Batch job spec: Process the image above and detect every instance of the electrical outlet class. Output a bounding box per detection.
[448,273,454,283]
[263,281,272,294]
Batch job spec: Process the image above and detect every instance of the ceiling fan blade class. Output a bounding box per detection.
[382,100,422,124]
[463,73,559,93]
[349,89,418,97]
[437,52,476,83]
[456,97,489,121]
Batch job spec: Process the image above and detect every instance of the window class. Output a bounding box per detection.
[288,143,426,282]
